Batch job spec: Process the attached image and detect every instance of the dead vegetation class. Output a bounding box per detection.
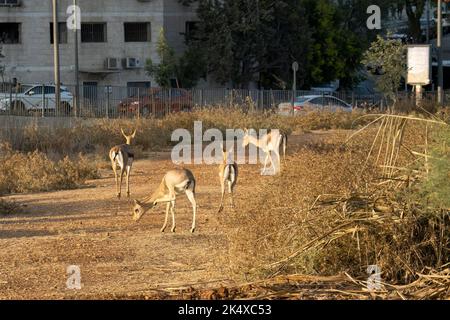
[0,143,98,195]
[219,113,449,299]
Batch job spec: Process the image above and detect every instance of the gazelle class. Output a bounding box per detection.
[217,147,238,213]
[242,128,287,174]
[109,128,136,199]
[132,168,197,233]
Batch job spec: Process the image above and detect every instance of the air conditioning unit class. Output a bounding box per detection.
[123,57,141,69]
[105,58,120,70]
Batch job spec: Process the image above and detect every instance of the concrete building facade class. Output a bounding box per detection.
[0,0,197,88]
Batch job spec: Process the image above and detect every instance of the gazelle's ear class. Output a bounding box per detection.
[244,128,248,134]
[131,129,137,138]
[133,199,139,205]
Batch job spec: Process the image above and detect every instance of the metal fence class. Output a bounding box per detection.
[0,83,447,119]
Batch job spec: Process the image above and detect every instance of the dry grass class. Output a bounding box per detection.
[0,108,371,155]
[220,120,449,290]
[0,143,98,195]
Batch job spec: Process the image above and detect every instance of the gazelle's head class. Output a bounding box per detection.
[242,128,250,148]
[121,128,137,145]
[132,199,155,221]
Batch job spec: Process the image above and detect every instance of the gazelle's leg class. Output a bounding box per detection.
[126,165,132,198]
[170,200,176,233]
[112,161,119,198]
[186,190,197,233]
[161,202,170,232]
[262,152,270,174]
[218,179,225,213]
[273,149,281,173]
[118,167,125,199]
[228,180,234,208]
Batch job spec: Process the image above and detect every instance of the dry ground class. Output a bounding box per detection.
[0,131,335,300]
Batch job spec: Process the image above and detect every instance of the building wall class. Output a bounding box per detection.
[0,0,197,87]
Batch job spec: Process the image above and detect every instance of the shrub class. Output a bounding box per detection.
[0,144,98,195]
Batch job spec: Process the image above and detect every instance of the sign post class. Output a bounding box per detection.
[407,45,431,106]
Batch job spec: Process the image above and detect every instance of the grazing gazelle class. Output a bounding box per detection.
[242,128,287,174]
[109,128,136,199]
[217,147,238,213]
[132,168,197,233]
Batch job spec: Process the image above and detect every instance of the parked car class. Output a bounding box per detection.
[277,95,353,115]
[117,88,193,118]
[0,84,73,115]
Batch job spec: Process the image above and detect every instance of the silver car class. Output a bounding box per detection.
[278,95,353,115]
[0,84,73,115]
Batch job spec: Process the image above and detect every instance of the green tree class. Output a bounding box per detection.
[362,35,407,103]
[181,0,369,89]
[145,28,177,88]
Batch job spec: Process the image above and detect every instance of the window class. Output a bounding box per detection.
[0,0,20,6]
[28,86,42,95]
[0,23,20,44]
[127,81,151,97]
[309,97,324,106]
[44,86,55,95]
[81,23,106,43]
[124,23,151,42]
[185,21,199,42]
[50,23,68,44]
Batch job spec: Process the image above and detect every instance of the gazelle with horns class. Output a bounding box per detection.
[242,128,287,174]
[132,168,197,233]
[109,128,136,199]
[217,146,238,213]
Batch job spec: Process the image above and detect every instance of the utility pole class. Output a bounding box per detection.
[437,0,444,105]
[52,0,61,114]
[73,0,80,117]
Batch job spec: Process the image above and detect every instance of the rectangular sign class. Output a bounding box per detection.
[407,45,431,85]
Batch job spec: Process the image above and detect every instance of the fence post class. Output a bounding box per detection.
[137,87,140,120]
[8,82,12,116]
[42,84,45,117]
[106,86,110,119]
[169,88,172,114]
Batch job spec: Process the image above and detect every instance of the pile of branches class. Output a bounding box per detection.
[255,113,449,298]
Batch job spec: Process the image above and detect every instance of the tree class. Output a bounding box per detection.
[404,0,426,43]
[181,0,369,89]
[362,35,407,103]
[145,28,178,88]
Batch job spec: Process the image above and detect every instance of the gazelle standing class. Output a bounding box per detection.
[132,168,197,233]
[217,148,238,213]
[109,128,136,199]
[242,128,287,174]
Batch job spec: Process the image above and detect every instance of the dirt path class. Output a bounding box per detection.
[0,131,336,299]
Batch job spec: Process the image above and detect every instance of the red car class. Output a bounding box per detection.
[118,88,193,118]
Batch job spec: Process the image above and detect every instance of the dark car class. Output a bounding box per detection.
[117,88,193,118]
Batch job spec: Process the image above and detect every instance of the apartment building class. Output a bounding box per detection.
[0,0,197,89]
